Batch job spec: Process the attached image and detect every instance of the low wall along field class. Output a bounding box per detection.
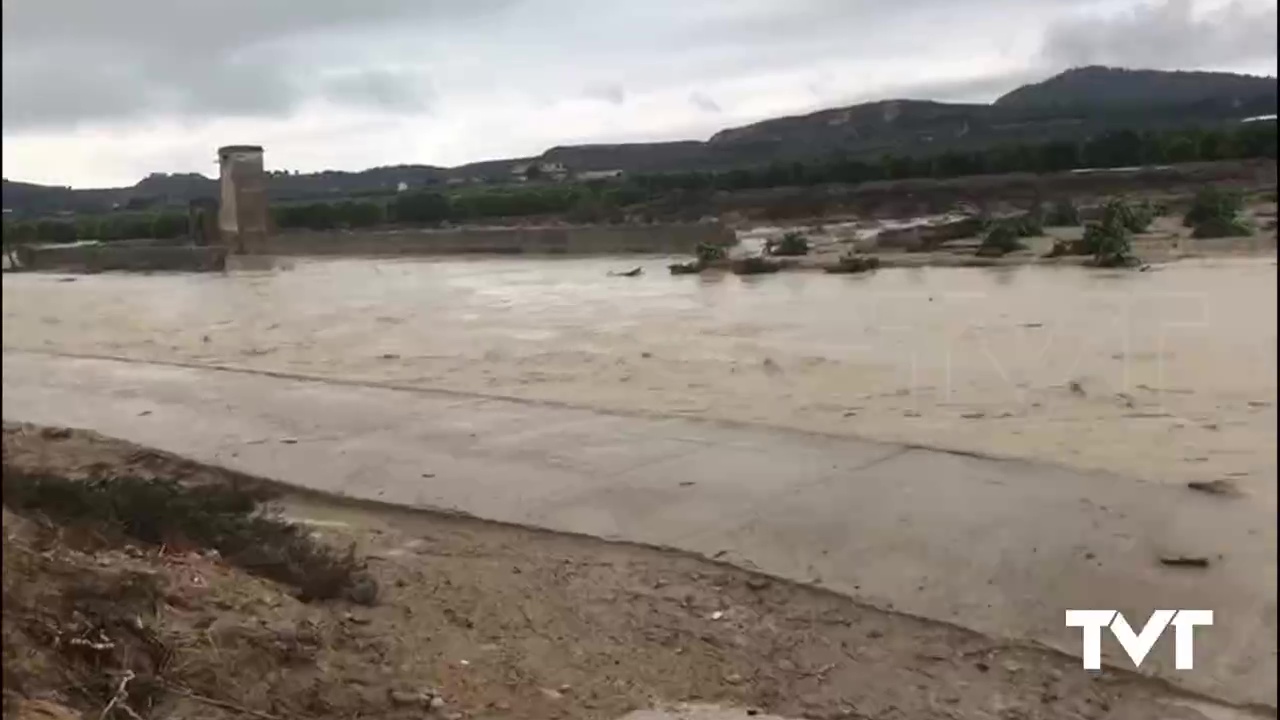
[15,244,228,273]
[263,222,736,256]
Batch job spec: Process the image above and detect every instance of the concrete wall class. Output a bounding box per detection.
[262,222,737,257]
[15,244,227,273]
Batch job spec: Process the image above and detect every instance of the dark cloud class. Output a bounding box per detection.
[1042,0,1278,71]
[0,0,505,131]
[7,0,1274,136]
[689,91,722,113]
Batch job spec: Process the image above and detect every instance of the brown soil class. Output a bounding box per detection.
[0,423,1255,720]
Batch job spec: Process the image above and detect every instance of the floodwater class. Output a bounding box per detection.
[3,255,1276,490]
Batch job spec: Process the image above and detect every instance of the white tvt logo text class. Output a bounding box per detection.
[1065,610,1213,670]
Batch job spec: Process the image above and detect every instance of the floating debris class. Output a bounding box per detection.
[1159,555,1211,568]
[1187,479,1242,496]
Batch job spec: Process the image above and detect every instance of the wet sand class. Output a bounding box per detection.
[3,255,1276,492]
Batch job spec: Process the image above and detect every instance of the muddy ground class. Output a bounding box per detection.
[1,423,1260,720]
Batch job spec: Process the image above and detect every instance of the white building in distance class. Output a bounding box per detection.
[576,169,624,181]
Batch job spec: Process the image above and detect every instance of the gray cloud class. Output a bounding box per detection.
[870,71,1049,104]
[689,91,722,113]
[7,0,1274,136]
[1043,0,1278,71]
[0,0,505,131]
[584,83,626,105]
[322,70,437,113]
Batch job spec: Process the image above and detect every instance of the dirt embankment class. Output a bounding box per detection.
[1,423,1258,720]
[709,160,1278,224]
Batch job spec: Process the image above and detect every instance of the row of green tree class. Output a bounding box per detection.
[632,122,1278,192]
[271,182,652,231]
[280,121,1276,228]
[1,212,189,245]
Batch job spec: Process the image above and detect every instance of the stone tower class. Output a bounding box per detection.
[216,145,267,254]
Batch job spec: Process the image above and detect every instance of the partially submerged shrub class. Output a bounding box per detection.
[1183,187,1253,238]
[695,241,728,264]
[2,471,371,603]
[1045,198,1150,263]
[1183,187,1245,228]
[1102,197,1155,234]
[766,231,810,257]
[1082,218,1138,268]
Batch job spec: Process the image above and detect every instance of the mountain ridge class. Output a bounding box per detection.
[4,65,1276,216]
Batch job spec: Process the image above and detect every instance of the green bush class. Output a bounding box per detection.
[1180,186,1253,238]
[695,241,728,264]
[1183,187,1244,228]
[1102,197,1154,233]
[1082,218,1137,267]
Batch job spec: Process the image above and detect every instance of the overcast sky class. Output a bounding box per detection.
[3,0,1276,188]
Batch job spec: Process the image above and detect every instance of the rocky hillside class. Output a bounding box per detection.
[995,66,1277,109]
[4,66,1276,217]
[698,67,1274,165]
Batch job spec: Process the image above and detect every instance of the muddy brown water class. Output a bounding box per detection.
[3,255,1276,494]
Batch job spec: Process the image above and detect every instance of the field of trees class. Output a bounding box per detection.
[3,121,1275,245]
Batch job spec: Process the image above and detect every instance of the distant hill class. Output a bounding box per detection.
[4,66,1276,218]
[995,66,1277,109]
